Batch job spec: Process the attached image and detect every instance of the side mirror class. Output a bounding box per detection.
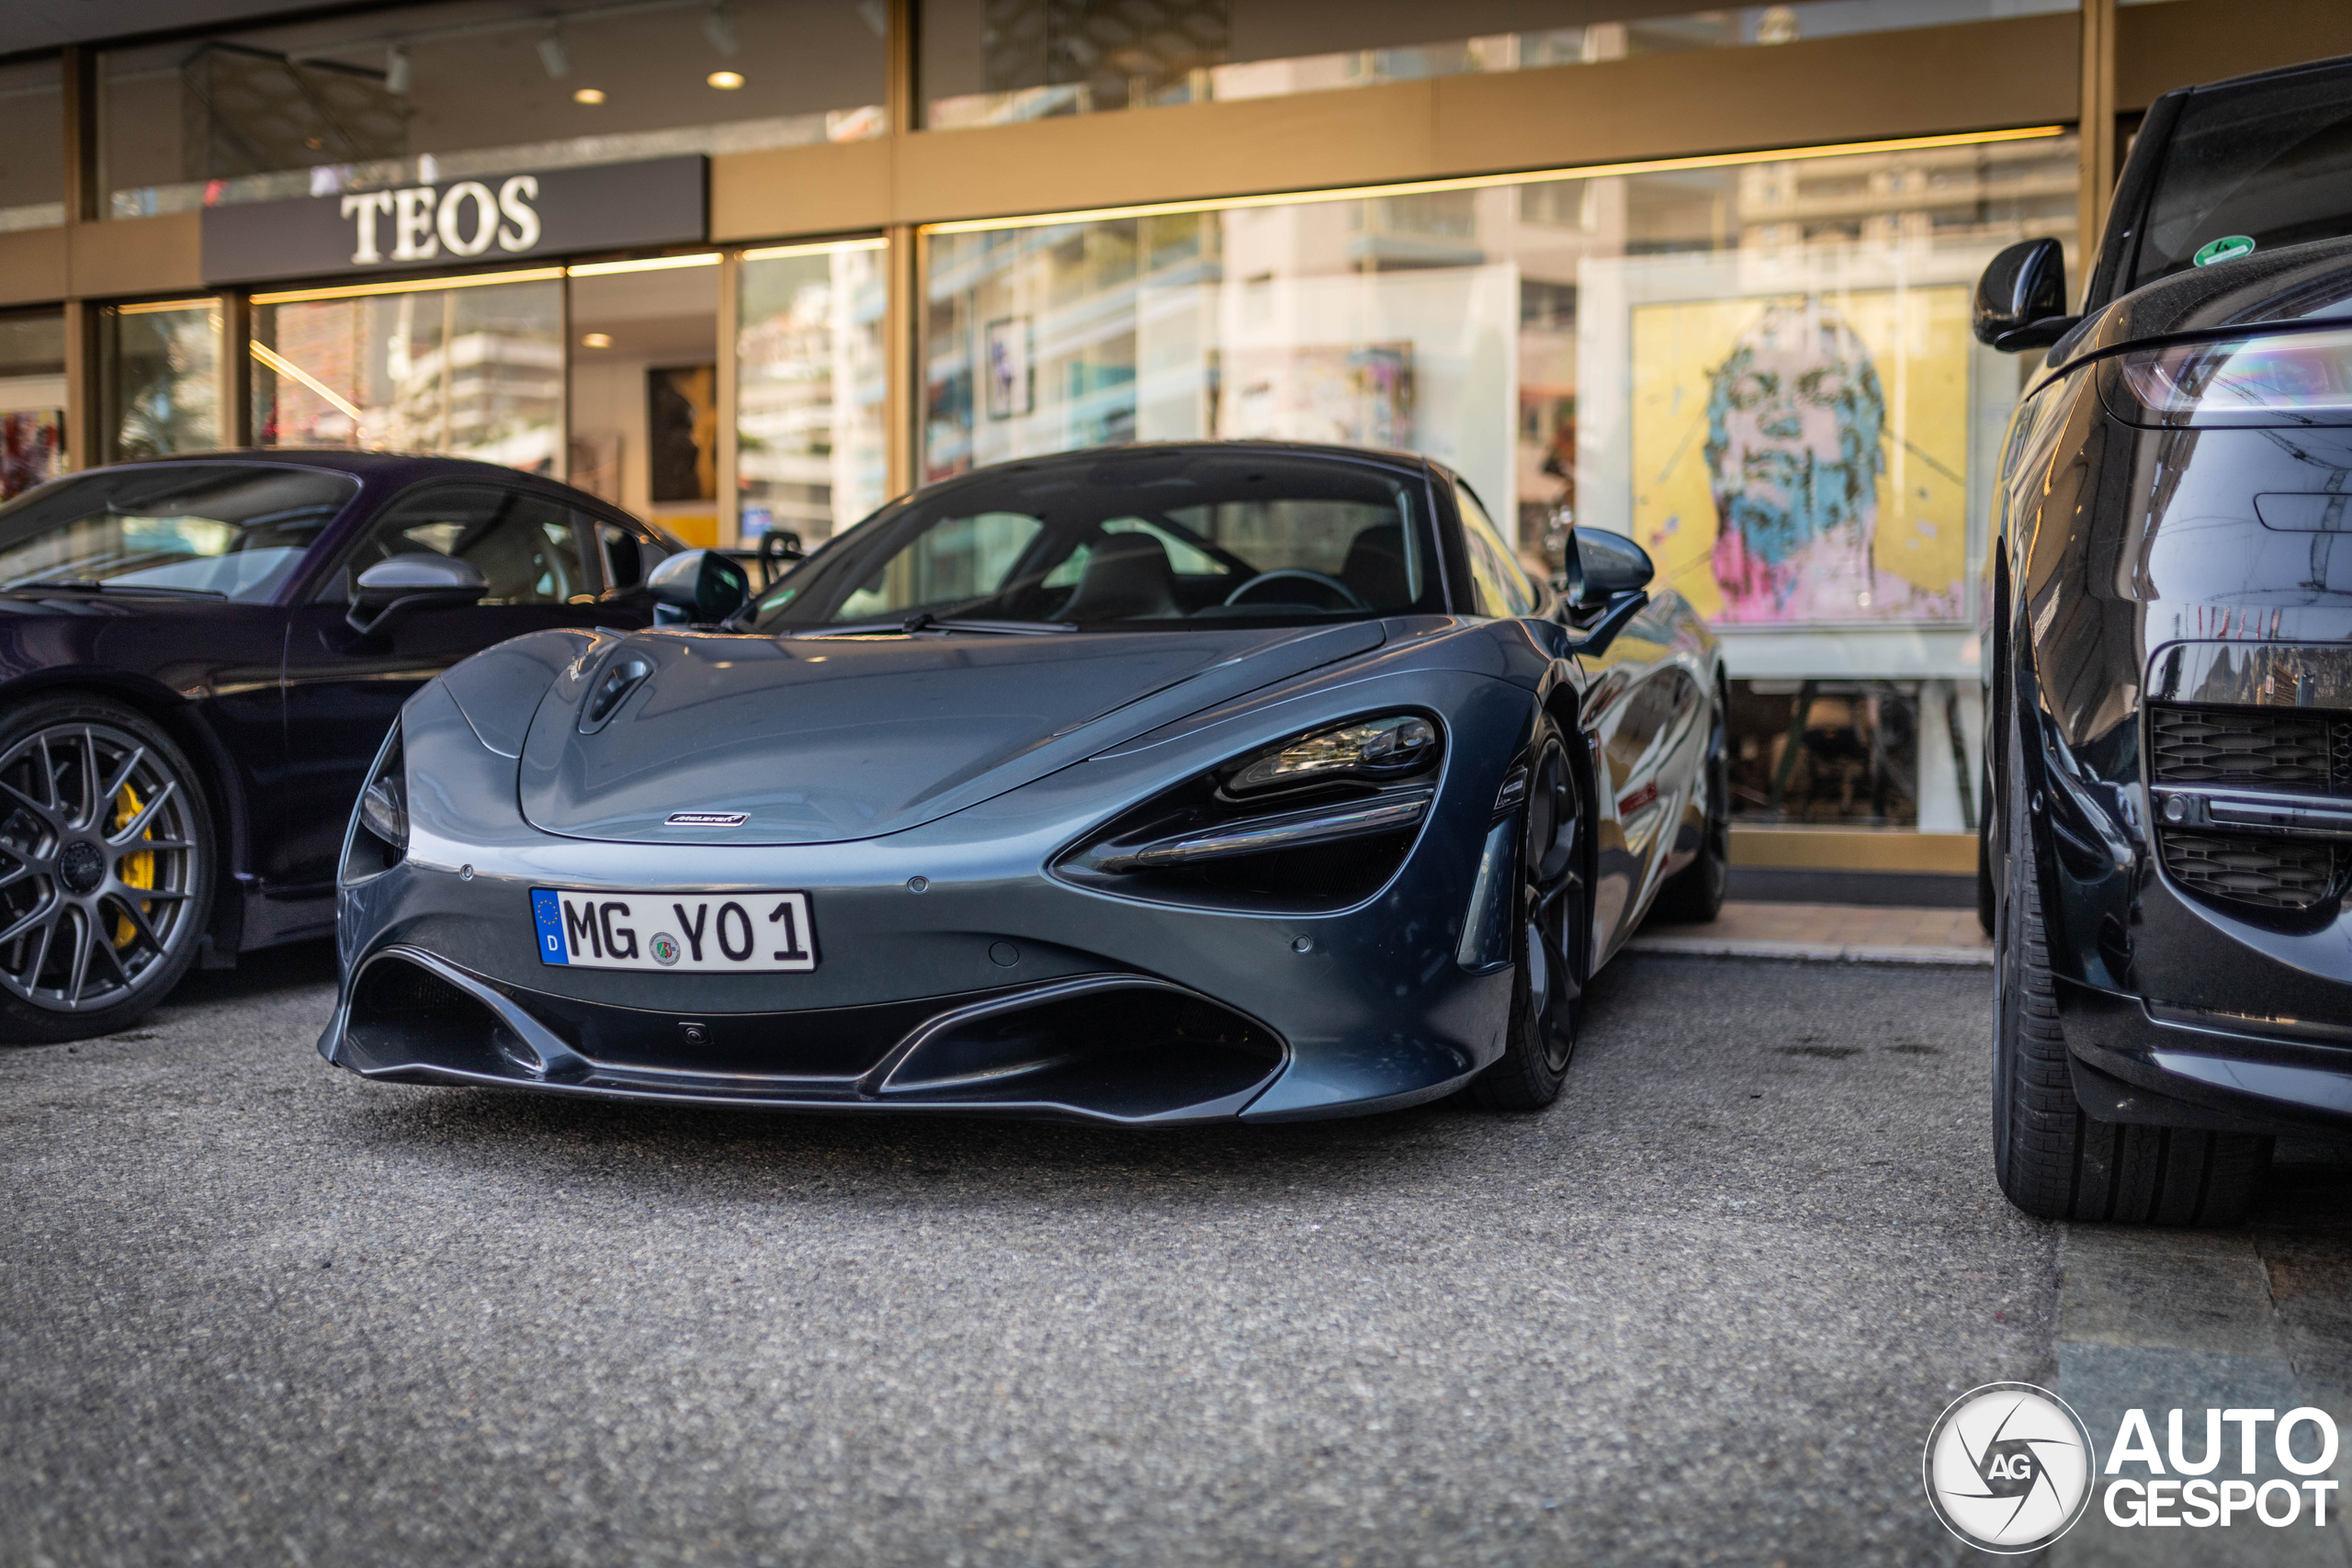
[1973,238,2078,351]
[346,552,489,637]
[647,547,751,625]
[1563,527,1654,608]
[1558,528,1653,659]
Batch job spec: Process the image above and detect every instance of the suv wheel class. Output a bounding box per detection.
[1991,709,2269,1224]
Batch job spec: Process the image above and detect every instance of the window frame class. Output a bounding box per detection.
[311,478,603,608]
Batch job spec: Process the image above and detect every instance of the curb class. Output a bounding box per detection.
[1624,936,1994,967]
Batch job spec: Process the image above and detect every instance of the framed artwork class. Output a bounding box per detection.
[648,365,718,502]
[1628,287,1973,626]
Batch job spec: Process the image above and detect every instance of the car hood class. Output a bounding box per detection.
[2049,232,2352,377]
[515,621,1388,845]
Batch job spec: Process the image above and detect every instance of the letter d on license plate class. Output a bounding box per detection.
[530,888,818,973]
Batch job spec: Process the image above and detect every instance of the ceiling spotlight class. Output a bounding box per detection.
[572,86,605,104]
[703,1,740,57]
[580,333,613,348]
[385,43,412,95]
[707,70,744,89]
[537,23,571,79]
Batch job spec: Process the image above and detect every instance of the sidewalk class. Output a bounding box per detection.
[1628,900,1993,966]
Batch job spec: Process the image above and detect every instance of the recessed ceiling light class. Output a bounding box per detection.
[707,70,744,89]
[580,332,613,348]
[572,87,605,104]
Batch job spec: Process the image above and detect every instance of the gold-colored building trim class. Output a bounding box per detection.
[920,125,2069,236]
[1731,828,1977,875]
[250,266,565,305]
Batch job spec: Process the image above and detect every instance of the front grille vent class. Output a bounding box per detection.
[2149,703,2350,795]
[2158,830,2340,910]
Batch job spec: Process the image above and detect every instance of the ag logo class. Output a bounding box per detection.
[1924,1382,2096,1552]
[650,932,682,966]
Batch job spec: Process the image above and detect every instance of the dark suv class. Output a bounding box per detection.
[1976,52,2352,1224]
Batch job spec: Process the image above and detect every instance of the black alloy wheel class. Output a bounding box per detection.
[1467,722,1586,1111]
[0,699,213,1043]
[1990,705,2269,1224]
[1652,681,1730,924]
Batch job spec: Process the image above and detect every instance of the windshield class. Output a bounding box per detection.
[0,464,356,602]
[2134,62,2352,289]
[749,448,1433,633]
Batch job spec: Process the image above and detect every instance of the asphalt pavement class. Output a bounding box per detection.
[2,944,2346,1566]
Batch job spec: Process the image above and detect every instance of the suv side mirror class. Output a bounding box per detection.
[647,547,752,625]
[1973,238,2078,350]
[346,552,489,637]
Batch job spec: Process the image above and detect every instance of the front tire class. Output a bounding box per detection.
[1467,722,1586,1111]
[1991,708,2269,1224]
[0,698,214,1043]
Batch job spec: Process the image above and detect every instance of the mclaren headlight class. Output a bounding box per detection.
[1224,714,1439,794]
[341,724,408,883]
[2110,325,2352,428]
[1057,712,1442,912]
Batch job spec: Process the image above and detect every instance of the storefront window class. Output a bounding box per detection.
[569,254,724,544]
[923,130,2075,828]
[253,274,563,472]
[103,0,886,219]
[0,313,65,497]
[0,57,64,232]
[922,0,2072,129]
[100,301,223,462]
[736,240,889,549]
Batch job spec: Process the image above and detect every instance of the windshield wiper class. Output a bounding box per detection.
[11,579,227,599]
[791,614,1077,637]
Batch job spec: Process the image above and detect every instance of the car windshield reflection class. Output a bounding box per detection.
[748,449,1433,633]
[0,463,357,604]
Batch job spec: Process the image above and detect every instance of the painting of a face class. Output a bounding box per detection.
[1629,284,1972,627]
[1702,302,1887,616]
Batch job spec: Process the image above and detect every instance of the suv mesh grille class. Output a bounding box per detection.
[2158,831,2340,910]
[2148,704,2351,795]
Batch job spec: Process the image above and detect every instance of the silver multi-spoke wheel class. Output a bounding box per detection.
[0,712,205,1021]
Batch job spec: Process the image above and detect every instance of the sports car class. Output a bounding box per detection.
[320,441,1726,1122]
[1975,52,2352,1222]
[0,451,686,1043]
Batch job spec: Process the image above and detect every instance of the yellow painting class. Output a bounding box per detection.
[1630,287,1972,625]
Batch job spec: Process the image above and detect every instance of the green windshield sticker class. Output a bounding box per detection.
[2193,234,2256,266]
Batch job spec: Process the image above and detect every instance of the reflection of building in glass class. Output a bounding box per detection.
[257,283,561,473]
[738,244,888,544]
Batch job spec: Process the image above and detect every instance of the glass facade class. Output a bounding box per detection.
[0,57,64,233]
[99,301,224,463]
[923,131,2079,826]
[253,276,564,470]
[0,312,65,499]
[922,0,2077,130]
[101,0,887,219]
[736,241,891,548]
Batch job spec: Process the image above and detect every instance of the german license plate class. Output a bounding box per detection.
[530,888,817,973]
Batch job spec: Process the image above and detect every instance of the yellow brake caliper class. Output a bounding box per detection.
[113,783,154,948]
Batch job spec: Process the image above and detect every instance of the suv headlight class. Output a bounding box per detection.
[341,724,407,883]
[2111,325,2352,427]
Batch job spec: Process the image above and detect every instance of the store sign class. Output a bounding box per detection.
[201,155,707,286]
